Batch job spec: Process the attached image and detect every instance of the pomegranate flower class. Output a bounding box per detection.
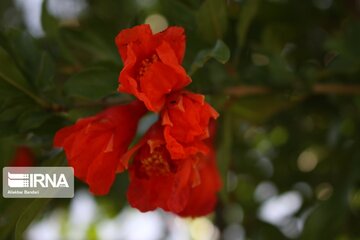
[115,24,191,112]
[119,123,221,217]
[54,101,147,195]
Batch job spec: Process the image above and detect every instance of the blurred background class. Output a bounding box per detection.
[0,0,360,239]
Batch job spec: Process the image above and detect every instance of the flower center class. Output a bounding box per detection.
[141,148,172,177]
[138,54,159,79]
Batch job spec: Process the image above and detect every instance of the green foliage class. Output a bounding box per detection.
[65,67,118,100]
[0,0,360,239]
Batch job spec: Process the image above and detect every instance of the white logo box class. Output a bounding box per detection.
[3,167,74,198]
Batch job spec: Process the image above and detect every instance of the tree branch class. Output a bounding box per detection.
[225,84,360,97]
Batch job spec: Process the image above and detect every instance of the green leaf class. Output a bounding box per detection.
[15,198,52,240]
[196,0,228,42]
[0,47,31,90]
[0,105,27,122]
[35,52,55,92]
[64,67,118,100]
[189,40,230,75]
[17,109,52,132]
[236,0,260,50]
[41,0,59,37]
[0,47,50,108]
[61,28,120,64]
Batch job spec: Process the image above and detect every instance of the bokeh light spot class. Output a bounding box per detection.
[297,149,318,172]
[315,182,333,201]
[145,14,168,33]
[190,218,219,240]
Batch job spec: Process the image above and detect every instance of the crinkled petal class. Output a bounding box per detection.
[115,24,153,62]
[155,26,186,63]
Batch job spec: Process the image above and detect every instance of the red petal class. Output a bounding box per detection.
[53,101,147,195]
[86,147,118,195]
[178,154,222,217]
[155,26,186,63]
[127,173,174,212]
[139,62,190,112]
[167,159,192,212]
[115,24,153,62]
[156,42,181,66]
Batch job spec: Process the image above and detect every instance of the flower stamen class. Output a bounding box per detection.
[138,54,159,79]
[141,149,171,176]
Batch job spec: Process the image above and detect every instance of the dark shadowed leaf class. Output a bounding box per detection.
[5,30,55,92]
[0,47,31,91]
[237,0,259,50]
[17,109,53,132]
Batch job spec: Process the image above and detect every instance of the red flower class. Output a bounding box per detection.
[119,123,221,217]
[10,146,34,167]
[161,91,219,159]
[115,24,191,112]
[54,101,147,195]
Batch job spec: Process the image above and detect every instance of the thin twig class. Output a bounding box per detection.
[312,84,360,95]
[225,84,360,97]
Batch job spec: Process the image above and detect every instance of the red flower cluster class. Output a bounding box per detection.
[54,24,221,217]
[10,146,35,167]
